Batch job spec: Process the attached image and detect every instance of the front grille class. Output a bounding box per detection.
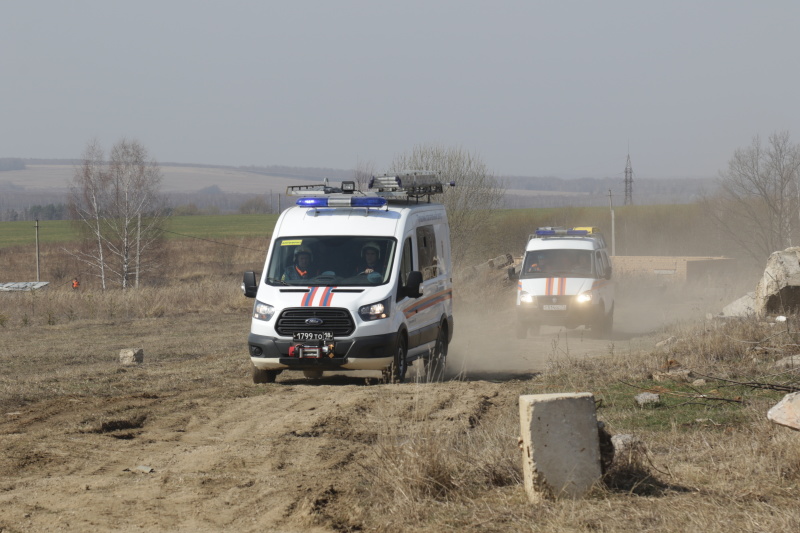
[275,307,355,337]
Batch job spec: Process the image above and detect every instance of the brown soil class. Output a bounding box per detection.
[0,284,716,532]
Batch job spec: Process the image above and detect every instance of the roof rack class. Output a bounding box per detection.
[368,172,444,201]
[285,171,446,206]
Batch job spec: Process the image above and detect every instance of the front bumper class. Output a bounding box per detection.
[248,331,399,371]
[516,301,598,328]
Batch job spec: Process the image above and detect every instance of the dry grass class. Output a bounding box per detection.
[3,232,800,531]
[334,314,800,532]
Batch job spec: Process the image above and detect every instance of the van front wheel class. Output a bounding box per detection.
[385,337,407,384]
[253,366,279,384]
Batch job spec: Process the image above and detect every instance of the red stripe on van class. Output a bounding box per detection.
[302,287,318,307]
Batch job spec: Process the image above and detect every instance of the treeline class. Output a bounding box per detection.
[501,176,717,196]
[2,204,67,221]
[0,158,26,171]
[0,191,283,221]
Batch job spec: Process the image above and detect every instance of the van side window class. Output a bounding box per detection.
[601,251,612,278]
[594,251,605,279]
[400,237,414,286]
[416,225,438,280]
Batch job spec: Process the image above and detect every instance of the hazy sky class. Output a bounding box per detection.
[2,1,799,180]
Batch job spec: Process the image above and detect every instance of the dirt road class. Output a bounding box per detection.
[0,282,718,532]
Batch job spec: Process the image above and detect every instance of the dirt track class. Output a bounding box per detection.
[0,284,713,532]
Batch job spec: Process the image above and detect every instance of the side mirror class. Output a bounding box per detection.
[507,266,518,281]
[242,271,258,298]
[404,271,423,299]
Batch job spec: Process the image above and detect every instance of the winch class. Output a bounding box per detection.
[288,341,336,359]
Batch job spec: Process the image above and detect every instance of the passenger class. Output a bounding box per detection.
[282,246,316,281]
[550,252,574,272]
[528,255,545,273]
[574,254,592,275]
[355,242,383,276]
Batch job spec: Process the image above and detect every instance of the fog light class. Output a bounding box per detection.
[250,345,263,356]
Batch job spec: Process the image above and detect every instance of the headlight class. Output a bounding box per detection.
[576,292,592,304]
[359,297,391,321]
[253,300,275,321]
[520,291,536,304]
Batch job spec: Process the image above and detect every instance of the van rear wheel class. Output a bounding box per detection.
[426,326,448,382]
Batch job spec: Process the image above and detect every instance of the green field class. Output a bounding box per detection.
[0,214,280,249]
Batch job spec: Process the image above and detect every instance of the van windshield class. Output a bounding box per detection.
[520,249,594,279]
[266,236,397,287]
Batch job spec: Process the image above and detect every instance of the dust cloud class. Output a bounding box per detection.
[445,275,752,381]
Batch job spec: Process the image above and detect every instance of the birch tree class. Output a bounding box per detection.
[389,144,504,266]
[68,140,110,289]
[68,139,168,289]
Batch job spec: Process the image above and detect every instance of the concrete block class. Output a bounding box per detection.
[119,348,144,365]
[519,393,602,502]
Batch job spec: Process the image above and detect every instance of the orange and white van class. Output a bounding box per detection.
[511,227,614,337]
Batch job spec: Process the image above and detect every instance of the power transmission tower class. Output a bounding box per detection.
[624,153,633,205]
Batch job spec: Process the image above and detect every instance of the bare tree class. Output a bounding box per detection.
[389,144,505,266]
[68,139,168,289]
[707,132,800,263]
[68,140,110,289]
[353,158,376,191]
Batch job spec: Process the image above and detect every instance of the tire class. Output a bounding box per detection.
[384,336,407,384]
[594,304,613,339]
[426,326,448,382]
[253,366,279,384]
[603,305,614,338]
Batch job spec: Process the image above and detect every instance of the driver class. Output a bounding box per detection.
[355,242,382,276]
[282,245,316,281]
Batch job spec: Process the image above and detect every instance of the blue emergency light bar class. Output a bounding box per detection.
[296,196,388,208]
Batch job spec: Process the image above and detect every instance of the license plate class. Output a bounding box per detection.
[542,305,567,311]
[292,331,334,341]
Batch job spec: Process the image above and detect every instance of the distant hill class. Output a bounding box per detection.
[0,159,717,219]
[501,174,717,208]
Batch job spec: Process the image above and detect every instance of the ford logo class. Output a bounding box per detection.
[305,318,324,325]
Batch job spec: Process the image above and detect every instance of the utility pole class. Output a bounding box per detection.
[35,219,40,281]
[624,153,633,206]
[608,190,615,257]
[135,213,141,289]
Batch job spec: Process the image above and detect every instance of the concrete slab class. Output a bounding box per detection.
[519,393,602,502]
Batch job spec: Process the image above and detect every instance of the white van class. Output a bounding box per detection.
[242,173,453,383]
[510,227,614,337]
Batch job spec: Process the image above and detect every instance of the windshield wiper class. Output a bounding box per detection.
[267,277,290,286]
